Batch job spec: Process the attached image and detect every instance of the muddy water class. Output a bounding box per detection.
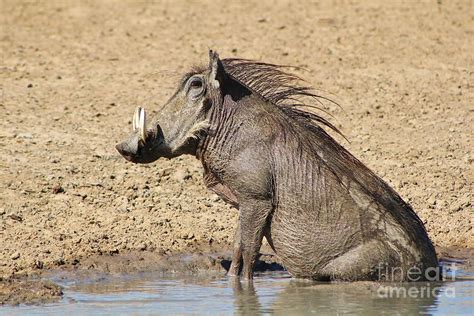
[3,267,474,315]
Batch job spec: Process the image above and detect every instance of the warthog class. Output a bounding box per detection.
[116,51,438,281]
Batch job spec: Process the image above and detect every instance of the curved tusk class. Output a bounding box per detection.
[132,107,140,132]
[139,107,147,143]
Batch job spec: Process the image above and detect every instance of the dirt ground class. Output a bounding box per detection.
[0,0,472,304]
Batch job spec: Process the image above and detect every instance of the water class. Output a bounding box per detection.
[2,269,473,315]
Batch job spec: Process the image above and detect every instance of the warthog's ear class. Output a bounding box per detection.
[209,50,226,89]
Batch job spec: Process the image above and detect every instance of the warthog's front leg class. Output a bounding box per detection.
[201,170,242,276]
[228,220,242,277]
[240,200,273,280]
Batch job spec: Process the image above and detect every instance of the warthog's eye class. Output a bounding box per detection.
[187,76,205,99]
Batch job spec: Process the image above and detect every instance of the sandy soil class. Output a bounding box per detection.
[0,0,472,303]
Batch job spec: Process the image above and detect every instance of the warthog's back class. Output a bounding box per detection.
[266,109,438,280]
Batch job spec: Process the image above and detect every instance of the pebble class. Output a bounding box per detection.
[33,260,44,269]
[181,232,195,240]
[458,195,471,208]
[11,252,20,260]
[426,196,437,207]
[160,168,173,177]
[115,196,129,212]
[8,214,23,222]
[54,258,65,266]
[109,248,119,255]
[16,132,33,139]
[449,203,462,213]
[172,169,191,181]
[436,199,448,209]
[51,184,64,194]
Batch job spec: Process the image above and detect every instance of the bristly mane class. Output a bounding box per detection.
[221,58,344,139]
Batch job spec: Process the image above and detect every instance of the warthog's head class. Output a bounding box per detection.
[116,51,225,163]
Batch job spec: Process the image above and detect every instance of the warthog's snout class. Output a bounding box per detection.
[115,138,138,162]
[116,107,166,163]
[116,107,147,162]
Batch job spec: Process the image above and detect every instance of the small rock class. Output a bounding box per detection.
[16,132,33,139]
[27,83,33,88]
[458,195,471,208]
[33,260,44,269]
[138,242,147,251]
[11,252,20,260]
[54,258,65,266]
[449,203,462,213]
[160,168,173,177]
[181,232,194,240]
[115,196,129,212]
[7,214,22,222]
[436,199,448,209]
[51,184,64,194]
[109,248,119,255]
[172,169,191,181]
[426,196,437,207]
[211,194,220,202]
